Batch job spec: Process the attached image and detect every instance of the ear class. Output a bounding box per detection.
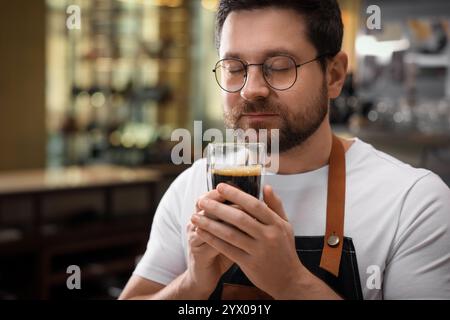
[326,51,348,99]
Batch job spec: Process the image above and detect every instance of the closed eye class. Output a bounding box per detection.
[225,67,245,74]
[269,66,290,72]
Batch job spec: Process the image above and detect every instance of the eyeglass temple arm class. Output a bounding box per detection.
[296,51,339,68]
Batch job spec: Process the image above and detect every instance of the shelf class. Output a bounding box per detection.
[47,0,192,166]
[405,52,449,68]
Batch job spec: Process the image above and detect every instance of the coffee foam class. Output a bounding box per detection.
[212,165,262,176]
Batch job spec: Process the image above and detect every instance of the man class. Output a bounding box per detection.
[120,0,450,300]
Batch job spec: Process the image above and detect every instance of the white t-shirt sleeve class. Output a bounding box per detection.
[132,170,189,285]
[383,172,450,299]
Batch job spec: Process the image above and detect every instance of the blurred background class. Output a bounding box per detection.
[0,0,449,299]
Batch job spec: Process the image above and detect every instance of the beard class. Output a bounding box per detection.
[223,79,329,153]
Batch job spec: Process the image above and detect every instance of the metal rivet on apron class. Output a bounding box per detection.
[327,235,340,247]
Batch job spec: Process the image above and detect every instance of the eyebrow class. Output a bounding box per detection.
[223,48,302,61]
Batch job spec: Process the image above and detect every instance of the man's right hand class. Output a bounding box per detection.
[120,189,234,300]
[185,189,233,295]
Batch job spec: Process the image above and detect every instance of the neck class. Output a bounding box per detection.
[269,115,353,175]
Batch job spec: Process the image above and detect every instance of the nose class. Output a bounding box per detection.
[240,65,270,101]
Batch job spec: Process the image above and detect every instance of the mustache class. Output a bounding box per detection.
[233,100,281,116]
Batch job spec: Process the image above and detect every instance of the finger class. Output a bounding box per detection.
[190,239,221,261]
[196,189,226,212]
[187,221,196,234]
[190,232,207,247]
[196,228,248,264]
[187,222,205,247]
[197,199,262,239]
[263,185,288,221]
[215,183,274,224]
[191,214,254,254]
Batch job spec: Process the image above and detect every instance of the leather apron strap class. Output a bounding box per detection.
[319,134,346,277]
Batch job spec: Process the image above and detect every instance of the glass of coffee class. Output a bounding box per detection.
[206,143,265,201]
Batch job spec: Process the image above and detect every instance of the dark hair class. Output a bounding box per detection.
[215,0,343,71]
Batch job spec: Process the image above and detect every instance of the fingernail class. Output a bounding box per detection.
[193,213,204,221]
[217,183,227,192]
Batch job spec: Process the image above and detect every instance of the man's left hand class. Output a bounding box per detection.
[191,183,307,299]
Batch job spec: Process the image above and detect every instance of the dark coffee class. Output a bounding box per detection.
[211,166,262,199]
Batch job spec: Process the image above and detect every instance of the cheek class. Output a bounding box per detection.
[274,89,303,112]
[299,64,323,87]
[223,92,239,112]
[288,69,324,101]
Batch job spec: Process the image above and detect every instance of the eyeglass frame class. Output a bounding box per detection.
[212,53,335,93]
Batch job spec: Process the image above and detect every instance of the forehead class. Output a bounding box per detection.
[219,8,315,60]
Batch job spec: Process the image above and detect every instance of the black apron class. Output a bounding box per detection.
[208,134,364,300]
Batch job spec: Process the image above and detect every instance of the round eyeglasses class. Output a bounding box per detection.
[212,54,324,93]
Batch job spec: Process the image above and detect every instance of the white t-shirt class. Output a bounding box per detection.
[134,138,450,299]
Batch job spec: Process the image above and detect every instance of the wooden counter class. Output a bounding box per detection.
[0,165,162,196]
[0,164,181,300]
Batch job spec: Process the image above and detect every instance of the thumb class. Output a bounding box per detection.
[263,185,288,221]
